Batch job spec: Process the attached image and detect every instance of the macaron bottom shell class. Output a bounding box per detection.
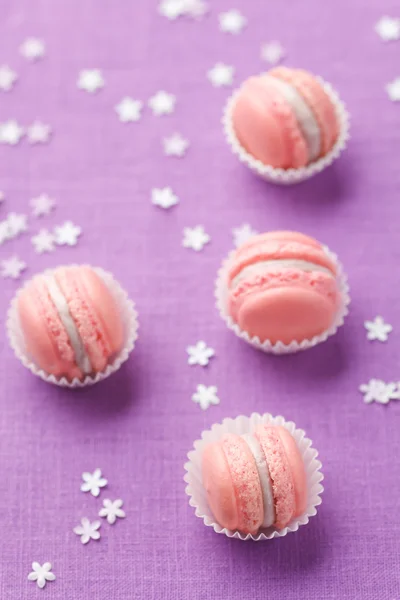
[233,283,338,345]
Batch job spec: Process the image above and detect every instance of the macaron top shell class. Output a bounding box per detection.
[228,233,337,283]
[275,426,307,517]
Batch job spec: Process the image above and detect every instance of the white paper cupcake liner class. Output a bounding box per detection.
[184,413,324,541]
[223,75,350,185]
[215,245,350,355]
[6,265,139,388]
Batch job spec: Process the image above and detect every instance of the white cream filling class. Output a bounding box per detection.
[242,434,275,529]
[269,77,321,162]
[44,275,92,374]
[231,259,333,291]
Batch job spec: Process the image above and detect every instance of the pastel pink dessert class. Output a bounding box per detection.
[17,266,124,382]
[224,230,341,345]
[202,425,307,534]
[231,67,339,169]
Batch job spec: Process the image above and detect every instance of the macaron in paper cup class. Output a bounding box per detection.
[223,72,350,185]
[215,243,350,355]
[6,265,139,388]
[184,413,324,541]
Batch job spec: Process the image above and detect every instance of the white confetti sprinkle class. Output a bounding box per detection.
[152,187,179,209]
[148,91,176,116]
[386,77,400,101]
[30,193,55,217]
[0,120,24,145]
[115,97,143,122]
[219,9,247,34]
[54,221,81,246]
[207,63,234,87]
[80,468,108,497]
[1,256,26,279]
[163,133,189,157]
[31,229,55,254]
[20,38,45,61]
[0,65,17,92]
[99,499,126,525]
[27,121,52,144]
[375,16,400,41]
[261,41,285,65]
[232,224,258,247]
[73,518,101,544]
[182,225,210,251]
[27,562,55,589]
[77,69,104,93]
[192,384,220,410]
[187,341,215,366]
[359,379,399,404]
[364,316,393,342]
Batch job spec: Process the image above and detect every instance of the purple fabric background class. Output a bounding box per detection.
[0,0,399,598]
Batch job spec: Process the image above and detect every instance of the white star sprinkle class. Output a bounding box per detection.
[158,0,184,19]
[73,518,101,544]
[7,212,28,237]
[28,562,55,589]
[152,187,179,209]
[0,120,24,145]
[1,256,26,279]
[115,97,143,123]
[207,63,234,87]
[182,225,210,251]
[30,193,55,217]
[77,69,104,93]
[20,38,45,61]
[148,91,176,116]
[375,16,400,41]
[219,9,247,34]
[0,221,9,244]
[187,341,215,367]
[232,223,258,247]
[80,468,108,497]
[0,65,17,92]
[261,41,285,65]
[27,121,52,144]
[32,229,55,254]
[159,0,208,18]
[163,133,189,157]
[364,316,393,342]
[192,384,219,410]
[99,499,126,525]
[386,77,400,101]
[54,221,81,246]
[359,379,399,404]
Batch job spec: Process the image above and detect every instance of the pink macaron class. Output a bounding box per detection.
[10,265,136,384]
[232,67,339,169]
[218,230,348,348]
[224,67,349,182]
[202,425,307,535]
